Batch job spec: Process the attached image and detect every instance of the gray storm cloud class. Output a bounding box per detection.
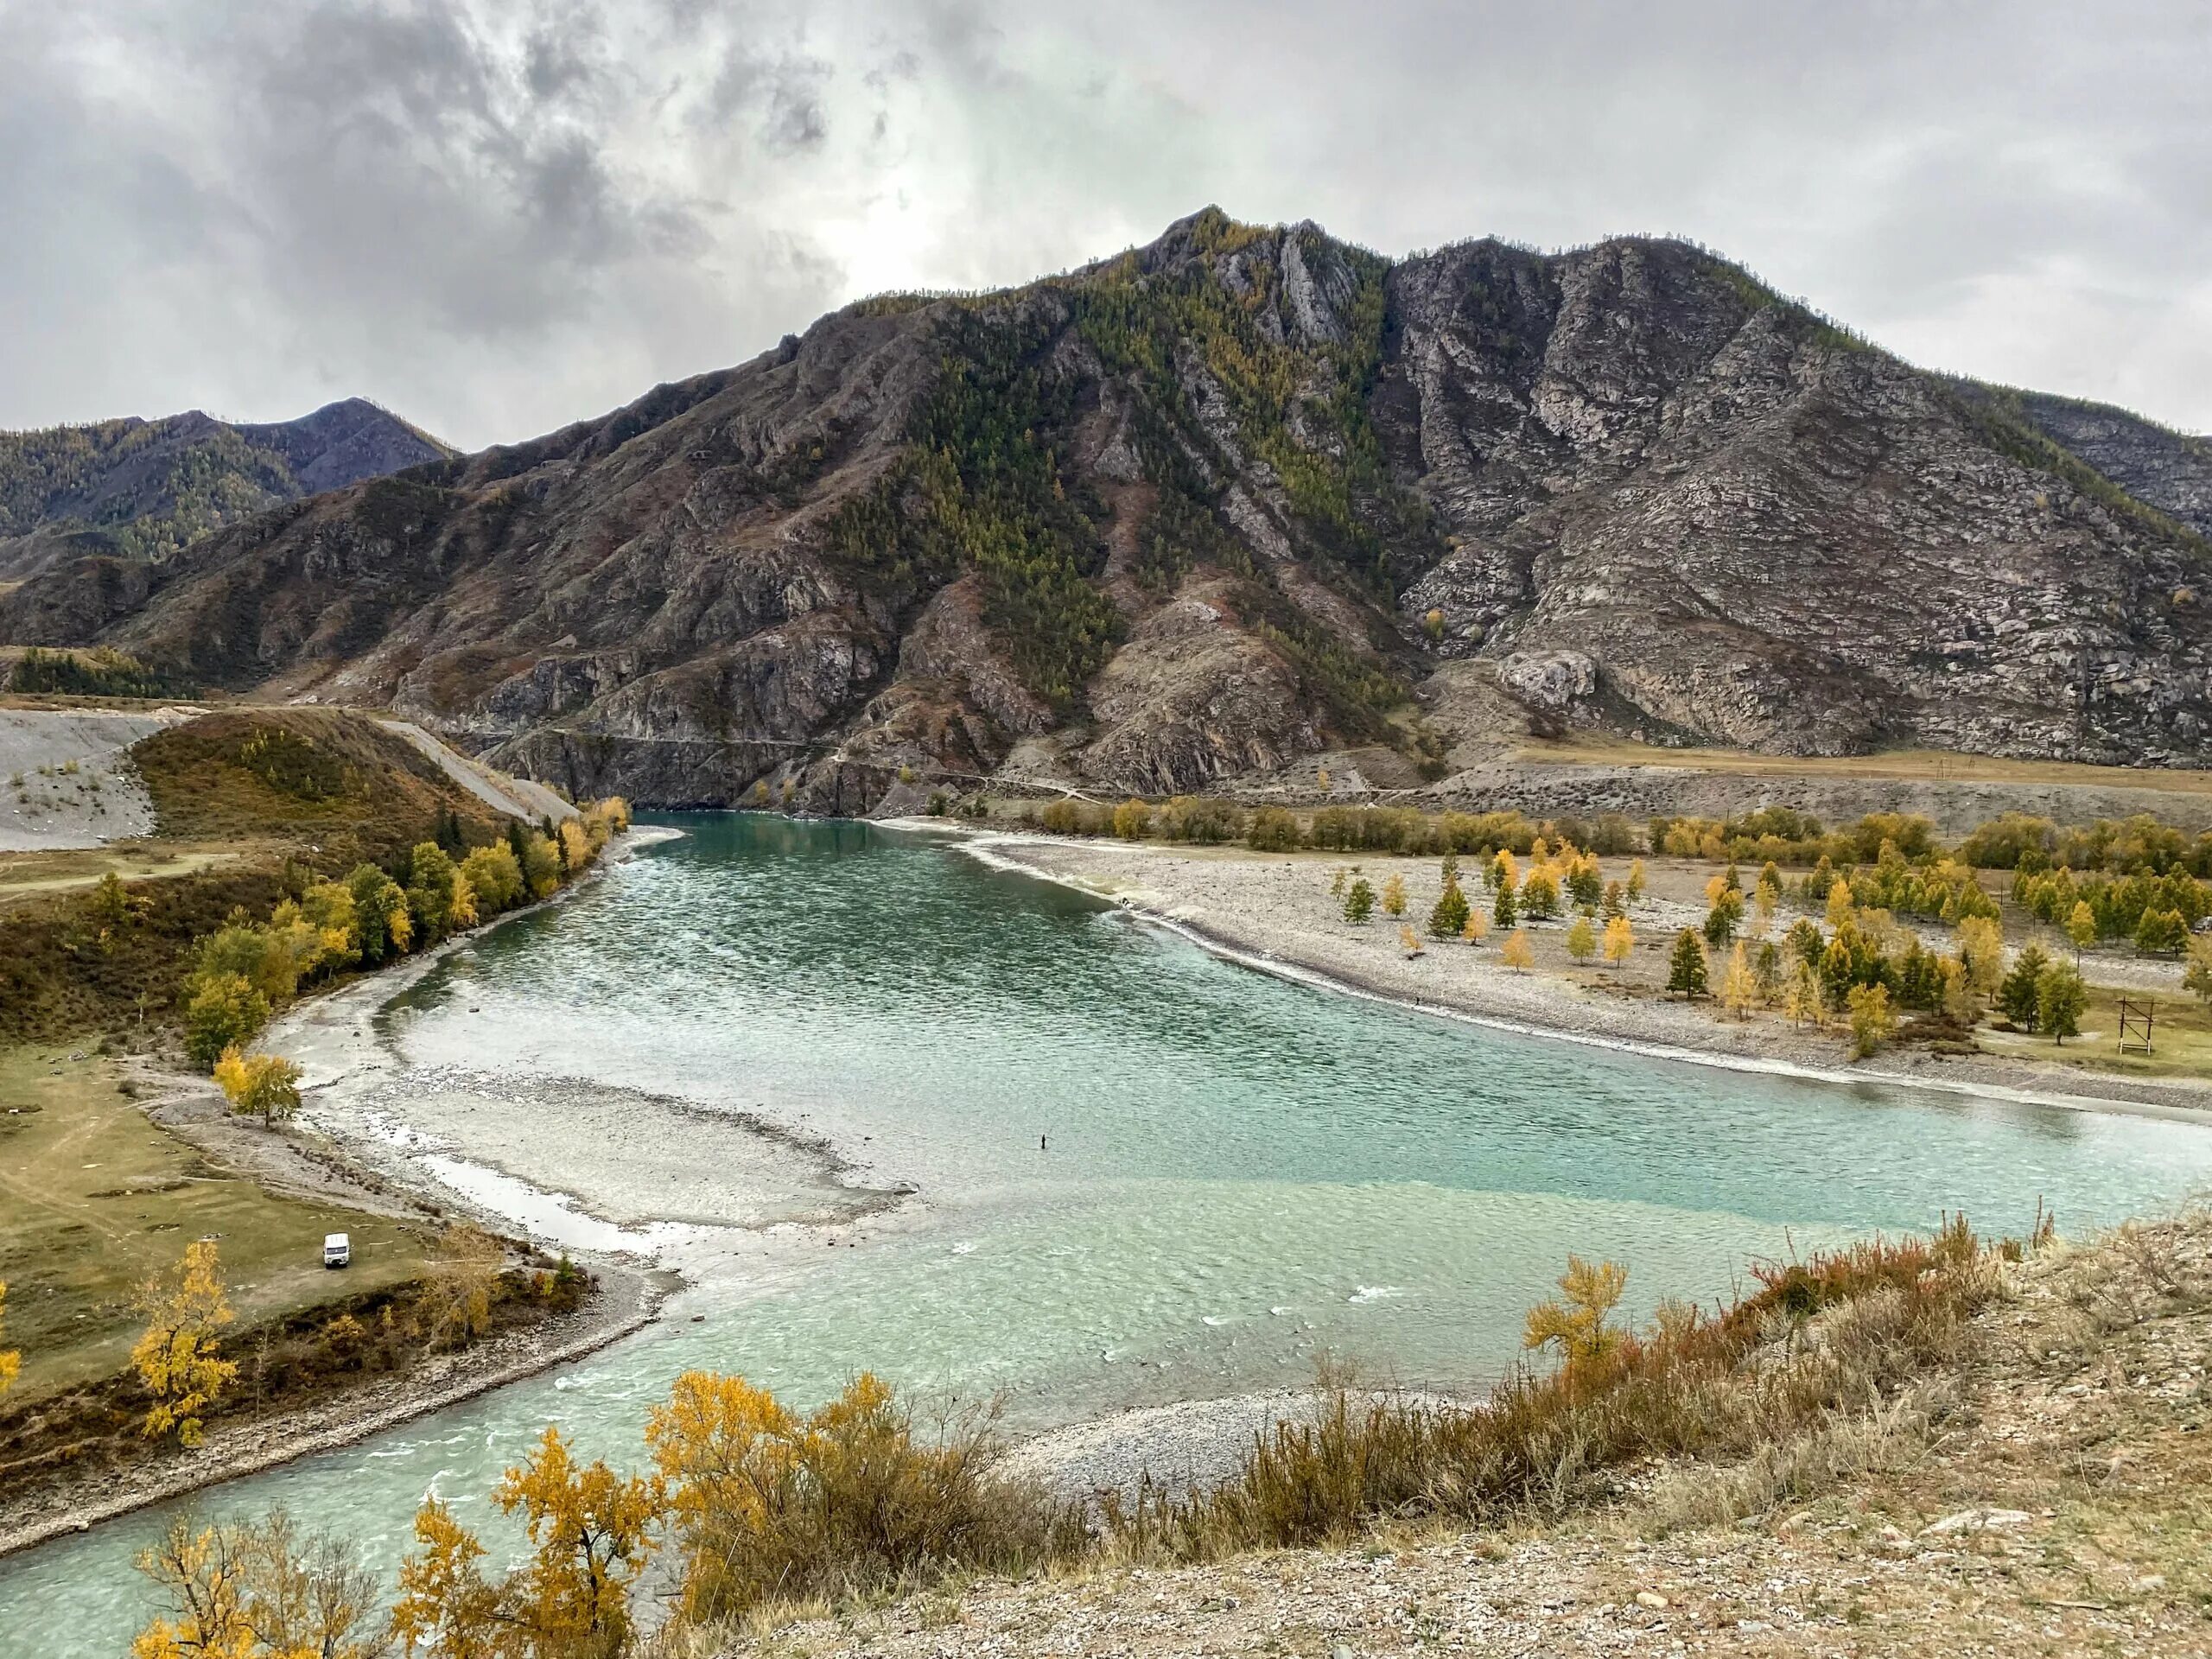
[0,0,2205,449]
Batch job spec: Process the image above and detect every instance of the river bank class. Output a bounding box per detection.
[946,830,2212,1122]
[0,825,695,1554]
[0,1253,664,1560]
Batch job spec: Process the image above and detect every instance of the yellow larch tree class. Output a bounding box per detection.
[212,1046,302,1129]
[1461,909,1489,946]
[1565,913,1596,964]
[1501,928,1534,973]
[558,818,593,875]
[1380,873,1408,918]
[1783,960,1826,1028]
[0,1280,17,1397]
[390,1498,503,1659]
[393,1427,660,1659]
[1719,941,1757,1019]
[1847,982,1897,1058]
[1522,1255,1629,1376]
[130,1517,251,1659]
[2066,900,2097,961]
[1601,914,1633,971]
[1824,877,1856,931]
[1955,914,2005,1001]
[131,1239,238,1446]
[1624,858,1647,906]
[134,1510,385,1659]
[496,1426,661,1656]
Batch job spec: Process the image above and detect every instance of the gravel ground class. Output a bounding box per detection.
[964,834,2212,1119]
[0,706,191,849]
[1001,1389,1474,1510]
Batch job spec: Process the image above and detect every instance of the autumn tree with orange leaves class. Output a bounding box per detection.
[391,1425,659,1659]
[131,1239,238,1446]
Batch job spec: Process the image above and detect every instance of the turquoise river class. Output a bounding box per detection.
[7,814,2212,1649]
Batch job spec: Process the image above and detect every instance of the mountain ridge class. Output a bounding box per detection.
[3,209,2209,810]
[0,398,453,585]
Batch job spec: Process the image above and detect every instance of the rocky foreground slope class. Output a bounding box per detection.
[5,211,2210,810]
[761,1211,2212,1658]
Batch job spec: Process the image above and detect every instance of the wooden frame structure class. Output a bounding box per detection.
[2117,998,2155,1057]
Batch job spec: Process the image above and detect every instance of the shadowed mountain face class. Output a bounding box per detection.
[4,211,2209,809]
[0,399,452,584]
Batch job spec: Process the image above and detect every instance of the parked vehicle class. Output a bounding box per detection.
[323,1232,351,1268]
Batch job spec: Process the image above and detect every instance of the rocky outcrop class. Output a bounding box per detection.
[1374,239,2212,766]
[4,212,2209,807]
[2003,389,2212,540]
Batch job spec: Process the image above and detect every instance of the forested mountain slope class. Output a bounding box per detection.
[3,211,2207,810]
[0,399,451,584]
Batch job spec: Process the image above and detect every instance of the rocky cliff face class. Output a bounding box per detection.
[0,399,451,584]
[3,212,2208,807]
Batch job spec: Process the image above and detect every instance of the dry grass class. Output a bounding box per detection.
[664,1223,2017,1649]
[698,1210,2212,1658]
[0,1049,437,1400]
[1976,980,2212,1081]
[1101,1219,2002,1563]
[130,707,507,854]
[0,1048,437,1399]
[1515,735,2212,798]
[0,844,241,913]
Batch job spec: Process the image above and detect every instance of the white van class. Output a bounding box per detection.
[322,1233,352,1268]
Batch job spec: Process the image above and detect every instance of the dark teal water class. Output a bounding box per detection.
[8,814,2210,1649]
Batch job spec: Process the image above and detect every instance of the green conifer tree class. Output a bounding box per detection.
[1344,878,1376,925]
[1666,929,1710,998]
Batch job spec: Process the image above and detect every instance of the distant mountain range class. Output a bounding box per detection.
[3,210,2209,809]
[0,399,451,585]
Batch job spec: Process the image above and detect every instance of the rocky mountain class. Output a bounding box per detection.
[3,210,2209,810]
[0,399,451,584]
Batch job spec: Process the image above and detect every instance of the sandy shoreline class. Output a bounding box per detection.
[939,828,2212,1124]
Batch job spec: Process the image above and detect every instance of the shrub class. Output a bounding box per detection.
[645,1371,1081,1621]
[1156,795,1244,843]
[1245,806,1302,852]
[1110,798,1152,839]
[1113,1220,1999,1559]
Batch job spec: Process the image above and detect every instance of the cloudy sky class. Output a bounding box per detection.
[3,0,2206,450]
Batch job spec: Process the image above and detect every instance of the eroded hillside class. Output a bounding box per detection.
[5,211,2209,809]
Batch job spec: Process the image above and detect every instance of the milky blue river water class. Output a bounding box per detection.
[8,814,2211,1650]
